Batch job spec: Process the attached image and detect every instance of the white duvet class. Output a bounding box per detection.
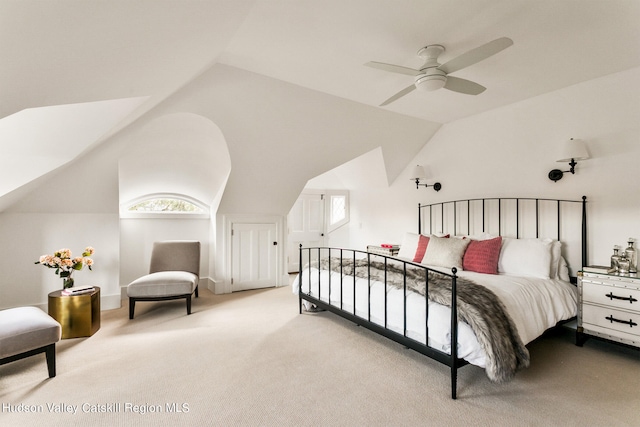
[292,264,577,368]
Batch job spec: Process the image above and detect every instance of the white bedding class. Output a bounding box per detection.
[292,261,577,368]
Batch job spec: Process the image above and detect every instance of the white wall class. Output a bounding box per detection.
[1,125,123,310]
[0,213,120,310]
[345,67,640,270]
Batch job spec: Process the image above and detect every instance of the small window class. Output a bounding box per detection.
[121,194,209,219]
[330,195,346,225]
[128,198,204,213]
[327,191,349,232]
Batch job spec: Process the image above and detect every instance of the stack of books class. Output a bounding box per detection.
[380,244,399,250]
[61,285,96,296]
[582,265,616,274]
[367,244,400,257]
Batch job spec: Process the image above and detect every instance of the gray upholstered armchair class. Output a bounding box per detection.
[127,240,200,319]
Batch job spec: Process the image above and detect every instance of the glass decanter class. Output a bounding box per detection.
[611,245,621,272]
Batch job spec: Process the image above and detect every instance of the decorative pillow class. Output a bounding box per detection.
[550,240,562,279]
[422,235,470,270]
[397,232,420,260]
[397,233,449,262]
[462,236,502,274]
[413,234,430,262]
[475,232,497,241]
[498,238,553,278]
[558,256,570,282]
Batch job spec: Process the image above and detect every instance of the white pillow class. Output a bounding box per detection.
[498,238,553,278]
[422,235,470,270]
[397,232,420,260]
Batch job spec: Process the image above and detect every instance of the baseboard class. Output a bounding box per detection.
[101,294,122,310]
[202,277,216,293]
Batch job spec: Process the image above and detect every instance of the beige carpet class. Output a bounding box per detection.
[1,285,638,427]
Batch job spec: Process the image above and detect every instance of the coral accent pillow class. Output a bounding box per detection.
[413,235,430,262]
[462,236,503,274]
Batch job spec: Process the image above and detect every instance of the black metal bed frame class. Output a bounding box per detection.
[298,196,587,399]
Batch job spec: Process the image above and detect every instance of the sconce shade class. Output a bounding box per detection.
[411,165,427,180]
[557,138,589,162]
[411,165,441,191]
[548,138,589,182]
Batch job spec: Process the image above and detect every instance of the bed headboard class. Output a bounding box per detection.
[418,196,587,278]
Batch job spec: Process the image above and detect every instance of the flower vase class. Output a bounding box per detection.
[63,276,74,289]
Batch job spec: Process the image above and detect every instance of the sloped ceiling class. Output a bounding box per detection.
[220,0,640,123]
[1,0,639,205]
[0,0,254,199]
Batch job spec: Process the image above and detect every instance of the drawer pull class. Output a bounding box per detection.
[605,292,638,304]
[605,315,638,328]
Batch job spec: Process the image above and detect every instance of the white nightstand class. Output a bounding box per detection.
[577,271,640,349]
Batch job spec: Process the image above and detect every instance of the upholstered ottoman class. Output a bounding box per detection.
[0,307,61,378]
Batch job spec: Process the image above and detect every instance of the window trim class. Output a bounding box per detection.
[120,193,210,219]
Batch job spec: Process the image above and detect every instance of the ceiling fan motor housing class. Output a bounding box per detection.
[415,45,447,91]
[417,44,445,66]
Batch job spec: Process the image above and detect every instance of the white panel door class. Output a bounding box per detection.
[231,223,278,291]
[287,193,325,273]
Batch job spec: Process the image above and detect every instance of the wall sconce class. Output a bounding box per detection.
[548,138,590,182]
[411,165,442,191]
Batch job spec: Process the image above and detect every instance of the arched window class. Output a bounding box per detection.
[120,194,209,219]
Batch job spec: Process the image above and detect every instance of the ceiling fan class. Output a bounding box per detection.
[365,37,513,106]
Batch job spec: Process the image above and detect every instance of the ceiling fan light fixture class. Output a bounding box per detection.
[415,74,447,91]
[368,37,512,104]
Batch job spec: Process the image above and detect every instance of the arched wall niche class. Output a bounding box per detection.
[118,112,230,292]
[118,112,230,208]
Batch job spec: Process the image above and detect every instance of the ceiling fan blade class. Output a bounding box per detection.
[444,76,486,95]
[439,37,513,75]
[379,84,416,106]
[365,61,421,76]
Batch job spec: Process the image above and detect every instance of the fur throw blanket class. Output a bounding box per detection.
[313,257,530,383]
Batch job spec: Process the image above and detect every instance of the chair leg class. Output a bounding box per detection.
[45,344,56,378]
[129,298,135,319]
[195,285,199,298]
[186,295,192,315]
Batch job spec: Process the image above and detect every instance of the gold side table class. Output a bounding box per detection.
[48,287,101,339]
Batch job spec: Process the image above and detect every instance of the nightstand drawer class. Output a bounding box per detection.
[582,303,640,341]
[581,281,640,312]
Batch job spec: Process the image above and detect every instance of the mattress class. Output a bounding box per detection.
[293,263,577,368]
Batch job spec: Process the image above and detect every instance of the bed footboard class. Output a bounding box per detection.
[297,246,467,399]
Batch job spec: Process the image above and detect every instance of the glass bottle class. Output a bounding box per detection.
[617,252,630,274]
[625,238,637,274]
[611,245,621,272]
